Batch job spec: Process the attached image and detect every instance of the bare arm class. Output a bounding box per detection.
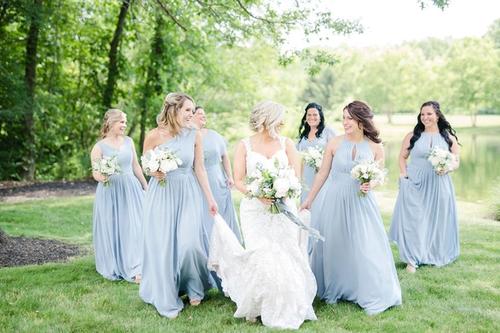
[285,138,301,178]
[130,138,148,190]
[301,137,339,209]
[399,133,412,177]
[194,130,218,216]
[221,153,234,187]
[90,144,106,183]
[233,141,248,195]
[450,135,460,169]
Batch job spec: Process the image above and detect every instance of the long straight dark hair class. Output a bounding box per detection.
[344,101,381,144]
[298,102,326,140]
[408,101,459,152]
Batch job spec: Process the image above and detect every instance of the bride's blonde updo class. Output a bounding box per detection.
[249,101,285,139]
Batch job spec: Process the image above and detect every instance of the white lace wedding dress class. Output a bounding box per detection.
[208,137,317,330]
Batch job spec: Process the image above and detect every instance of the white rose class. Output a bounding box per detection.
[142,155,159,173]
[247,181,260,196]
[315,159,322,168]
[290,177,302,193]
[274,177,290,198]
[436,148,448,159]
[428,155,440,166]
[160,158,179,173]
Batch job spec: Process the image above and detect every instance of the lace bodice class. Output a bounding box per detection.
[242,136,289,174]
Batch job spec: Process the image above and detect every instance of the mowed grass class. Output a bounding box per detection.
[1,196,499,332]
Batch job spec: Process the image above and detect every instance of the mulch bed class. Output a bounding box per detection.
[0,180,92,268]
[0,232,81,268]
[0,179,96,203]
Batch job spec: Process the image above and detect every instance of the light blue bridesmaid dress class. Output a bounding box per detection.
[297,127,335,203]
[310,137,401,315]
[389,132,459,267]
[201,129,241,246]
[139,129,212,318]
[92,136,143,282]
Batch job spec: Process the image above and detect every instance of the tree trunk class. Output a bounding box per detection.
[23,0,42,180]
[471,111,477,127]
[386,109,393,125]
[139,15,164,153]
[102,0,132,108]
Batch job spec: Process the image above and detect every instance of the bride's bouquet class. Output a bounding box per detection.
[92,155,121,187]
[246,159,324,241]
[427,147,458,175]
[141,147,182,186]
[350,160,387,197]
[302,146,323,171]
[246,159,302,213]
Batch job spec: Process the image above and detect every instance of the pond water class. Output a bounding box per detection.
[383,133,499,203]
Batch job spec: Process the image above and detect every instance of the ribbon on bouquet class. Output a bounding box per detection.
[274,199,325,241]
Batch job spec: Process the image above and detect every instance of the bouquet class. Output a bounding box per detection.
[92,155,121,186]
[246,158,324,241]
[350,160,387,197]
[245,159,301,214]
[302,146,324,171]
[427,147,458,175]
[141,147,182,186]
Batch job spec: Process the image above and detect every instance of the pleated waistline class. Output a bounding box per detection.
[329,172,355,182]
[408,159,433,168]
[167,168,194,178]
[204,162,222,170]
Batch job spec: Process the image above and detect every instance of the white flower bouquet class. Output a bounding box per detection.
[350,160,387,197]
[302,146,324,171]
[245,158,324,241]
[141,147,183,186]
[92,155,121,187]
[427,147,458,175]
[245,159,302,214]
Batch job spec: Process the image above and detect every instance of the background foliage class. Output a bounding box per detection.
[0,1,497,181]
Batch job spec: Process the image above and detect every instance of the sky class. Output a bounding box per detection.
[285,0,500,49]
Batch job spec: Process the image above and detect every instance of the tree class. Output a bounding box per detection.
[102,0,132,108]
[23,0,43,180]
[445,38,499,126]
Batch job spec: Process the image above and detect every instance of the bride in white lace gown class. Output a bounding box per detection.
[208,101,317,330]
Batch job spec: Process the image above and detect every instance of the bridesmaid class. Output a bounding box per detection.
[139,92,218,319]
[192,106,241,244]
[90,109,147,283]
[389,101,460,273]
[301,101,401,315]
[296,102,336,203]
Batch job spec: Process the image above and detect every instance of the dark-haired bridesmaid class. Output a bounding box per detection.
[389,101,460,273]
[297,102,336,203]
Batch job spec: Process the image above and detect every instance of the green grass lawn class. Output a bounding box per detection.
[1,196,499,332]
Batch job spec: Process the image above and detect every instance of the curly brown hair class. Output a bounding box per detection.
[344,101,381,144]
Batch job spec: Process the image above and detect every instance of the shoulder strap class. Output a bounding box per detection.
[279,136,286,150]
[242,137,251,153]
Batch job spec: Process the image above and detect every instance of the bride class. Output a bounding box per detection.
[208,101,317,330]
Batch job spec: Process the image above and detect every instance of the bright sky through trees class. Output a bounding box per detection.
[284,0,500,49]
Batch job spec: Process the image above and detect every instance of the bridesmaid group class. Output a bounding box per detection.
[91,93,460,326]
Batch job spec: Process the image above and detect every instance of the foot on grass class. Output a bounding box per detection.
[406,264,416,273]
[189,299,201,306]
